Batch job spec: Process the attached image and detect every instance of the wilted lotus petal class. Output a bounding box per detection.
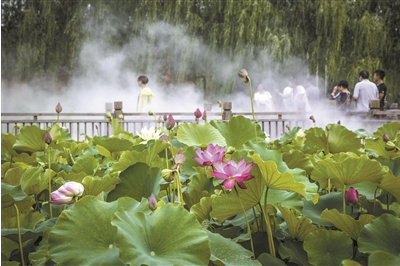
[210,158,253,190]
[165,114,175,130]
[55,102,62,113]
[194,108,202,119]
[309,115,315,123]
[149,193,158,211]
[238,69,250,83]
[50,181,84,204]
[345,187,359,206]
[174,151,186,164]
[44,131,52,144]
[382,133,390,142]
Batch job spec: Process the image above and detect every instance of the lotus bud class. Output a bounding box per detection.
[157,115,163,123]
[385,141,398,151]
[345,187,359,206]
[163,114,168,121]
[149,193,157,211]
[105,112,112,118]
[202,110,207,121]
[337,120,341,125]
[309,115,315,123]
[286,124,291,131]
[226,146,236,154]
[118,114,124,120]
[194,108,202,119]
[148,110,154,116]
[55,102,62,113]
[165,114,175,130]
[50,181,84,204]
[44,131,52,144]
[382,134,390,142]
[159,135,169,142]
[238,69,250,83]
[161,169,174,182]
[15,123,20,129]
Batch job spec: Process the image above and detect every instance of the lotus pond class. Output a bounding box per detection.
[2,115,400,266]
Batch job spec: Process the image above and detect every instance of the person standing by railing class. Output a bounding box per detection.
[373,69,387,111]
[137,75,154,113]
[353,70,379,112]
[254,84,275,112]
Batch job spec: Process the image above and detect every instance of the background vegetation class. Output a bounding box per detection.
[2,0,399,102]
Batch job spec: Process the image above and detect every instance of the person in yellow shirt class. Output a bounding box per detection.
[137,75,154,112]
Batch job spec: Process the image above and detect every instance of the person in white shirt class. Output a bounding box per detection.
[353,70,379,112]
[275,82,295,112]
[254,84,274,112]
[290,78,312,112]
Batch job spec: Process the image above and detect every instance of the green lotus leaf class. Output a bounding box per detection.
[111,204,210,265]
[358,195,395,217]
[3,166,25,186]
[282,149,314,175]
[303,127,327,154]
[110,118,124,135]
[28,227,52,266]
[2,217,56,243]
[93,136,133,153]
[177,122,226,148]
[205,230,260,266]
[289,168,319,203]
[82,175,120,197]
[54,141,89,159]
[352,181,379,200]
[365,137,399,159]
[312,154,387,189]
[278,241,311,266]
[378,173,400,201]
[353,128,373,139]
[371,121,400,140]
[278,126,302,146]
[257,253,286,266]
[1,212,45,230]
[210,172,264,223]
[188,166,216,194]
[250,154,307,198]
[376,157,400,177]
[48,196,150,266]
[20,166,43,195]
[304,229,353,265]
[341,259,362,266]
[190,195,214,224]
[49,123,73,143]
[267,189,303,212]
[107,163,161,202]
[71,156,99,175]
[368,250,400,266]
[111,140,169,172]
[276,204,318,241]
[183,189,210,209]
[243,142,286,170]
[210,116,265,149]
[358,213,400,256]
[2,236,19,260]
[302,192,358,226]
[2,133,18,158]
[13,126,46,153]
[58,170,86,183]
[1,183,35,217]
[320,209,375,240]
[182,145,205,178]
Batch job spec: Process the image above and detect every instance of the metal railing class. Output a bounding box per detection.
[1,110,396,141]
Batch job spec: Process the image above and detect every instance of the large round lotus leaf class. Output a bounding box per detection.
[177,122,226,148]
[93,136,133,152]
[110,204,210,265]
[365,122,400,159]
[279,241,311,266]
[48,196,150,266]
[358,214,400,256]
[378,172,400,201]
[210,116,265,149]
[282,149,314,176]
[368,250,400,265]
[303,230,353,265]
[107,163,161,202]
[13,126,46,153]
[325,124,362,154]
[71,156,99,175]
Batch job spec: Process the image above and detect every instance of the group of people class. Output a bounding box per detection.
[330,69,387,112]
[254,77,320,112]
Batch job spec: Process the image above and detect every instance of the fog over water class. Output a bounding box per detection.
[1,21,382,135]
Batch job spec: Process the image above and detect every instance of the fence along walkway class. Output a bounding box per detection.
[1,102,398,141]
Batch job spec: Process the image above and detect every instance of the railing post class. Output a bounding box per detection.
[222,102,232,121]
[114,101,123,118]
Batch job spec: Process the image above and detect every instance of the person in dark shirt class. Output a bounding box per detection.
[330,80,351,111]
[373,69,387,110]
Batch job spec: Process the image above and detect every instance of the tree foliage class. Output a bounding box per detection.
[2,0,399,100]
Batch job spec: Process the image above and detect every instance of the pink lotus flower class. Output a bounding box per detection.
[193,144,225,166]
[50,181,84,204]
[149,193,157,211]
[345,187,359,206]
[210,158,253,190]
[194,108,202,119]
[174,151,185,173]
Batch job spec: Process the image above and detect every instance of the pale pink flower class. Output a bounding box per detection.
[210,158,253,190]
[193,144,225,166]
[50,181,84,204]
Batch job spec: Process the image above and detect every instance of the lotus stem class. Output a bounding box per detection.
[328,178,331,193]
[14,204,26,266]
[373,187,379,216]
[48,148,53,218]
[343,185,346,215]
[57,113,59,125]
[263,187,276,257]
[234,186,255,259]
[174,171,184,206]
[247,78,258,143]
[252,207,260,231]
